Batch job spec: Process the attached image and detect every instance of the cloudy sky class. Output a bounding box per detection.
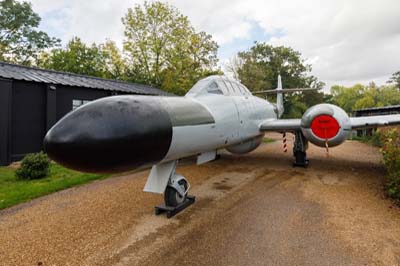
[29,0,400,90]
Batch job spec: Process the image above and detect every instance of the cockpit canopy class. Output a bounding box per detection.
[186,75,252,97]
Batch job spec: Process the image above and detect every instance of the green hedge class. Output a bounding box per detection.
[380,129,400,204]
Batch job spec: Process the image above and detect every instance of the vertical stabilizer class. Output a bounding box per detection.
[276,75,284,118]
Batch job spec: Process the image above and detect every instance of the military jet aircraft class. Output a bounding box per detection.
[44,75,400,208]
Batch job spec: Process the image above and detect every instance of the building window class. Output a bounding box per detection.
[72,99,91,110]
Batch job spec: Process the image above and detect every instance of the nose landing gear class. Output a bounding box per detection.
[155,170,195,218]
[144,160,195,218]
[164,174,189,207]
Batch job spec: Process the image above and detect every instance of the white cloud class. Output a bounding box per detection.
[29,0,400,88]
[30,0,136,46]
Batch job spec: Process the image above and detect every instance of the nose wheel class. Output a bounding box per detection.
[164,178,188,207]
[155,173,195,218]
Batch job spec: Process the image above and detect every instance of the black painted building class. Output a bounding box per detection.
[353,105,400,136]
[353,105,400,117]
[0,62,169,166]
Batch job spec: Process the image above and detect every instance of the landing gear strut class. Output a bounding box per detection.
[155,169,195,218]
[293,131,309,167]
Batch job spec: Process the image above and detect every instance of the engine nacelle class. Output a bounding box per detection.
[226,135,264,154]
[301,104,351,147]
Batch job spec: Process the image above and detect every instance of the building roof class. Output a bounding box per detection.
[354,105,400,113]
[0,61,170,96]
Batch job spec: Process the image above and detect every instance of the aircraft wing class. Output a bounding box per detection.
[349,115,400,129]
[259,119,301,131]
[260,114,400,132]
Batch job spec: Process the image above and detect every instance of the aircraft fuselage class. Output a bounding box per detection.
[44,93,275,173]
[163,93,275,162]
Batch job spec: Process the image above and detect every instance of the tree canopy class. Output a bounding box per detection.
[0,0,59,65]
[330,84,400,113]
[388,71,400,90]
[235,42,324,91]
[122,1,219,95]
[3,0,399,110]
[233,42,324,118]
[39,37,126,79]
[37,1,220,94]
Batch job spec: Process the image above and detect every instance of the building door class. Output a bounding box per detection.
[11,81,46,161]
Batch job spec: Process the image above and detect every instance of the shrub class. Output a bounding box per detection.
[15,152,50,180]
[351,130,382,147]
[370,130,382,147]
[380,128,400,204]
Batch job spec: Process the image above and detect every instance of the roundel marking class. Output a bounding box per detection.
[310,115,340,139]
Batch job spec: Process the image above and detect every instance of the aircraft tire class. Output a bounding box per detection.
[164,179,188,207]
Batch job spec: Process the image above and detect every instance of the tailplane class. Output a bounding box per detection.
[252,75,319,119]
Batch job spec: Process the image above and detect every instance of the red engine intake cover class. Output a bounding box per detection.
[310,115,340,139]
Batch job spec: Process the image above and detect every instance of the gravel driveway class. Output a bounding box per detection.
[1,135,399,266]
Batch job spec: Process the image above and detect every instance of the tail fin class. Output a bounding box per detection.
[276,75,284,118]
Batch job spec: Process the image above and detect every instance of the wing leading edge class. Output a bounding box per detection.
[349,114,400,129]
[259,119,301,131]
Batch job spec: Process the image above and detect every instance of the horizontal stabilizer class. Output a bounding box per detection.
[253,88,319,95]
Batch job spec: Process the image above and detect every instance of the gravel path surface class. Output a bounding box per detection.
[1,135,400,266]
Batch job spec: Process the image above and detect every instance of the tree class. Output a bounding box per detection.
[236,42,324,118]
[377,85,400,106]
[0,0,59,65]
[331,83,400,113]
[39,37,105,77]
[330,84,364,113]
[283,94,308,118]
[122,1,219,95]
[99,40,128,79]
[237,43,322,91]
[39,37,128,79]
[225,54,242,81]
[388,71,400,90]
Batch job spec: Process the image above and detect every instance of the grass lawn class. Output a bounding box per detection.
[0,164,110,210]
[263,137,276,143]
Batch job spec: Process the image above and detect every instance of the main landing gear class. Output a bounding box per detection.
[155,168,195,218]
[293,131,309,167]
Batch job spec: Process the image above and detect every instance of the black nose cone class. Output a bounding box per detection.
[44,96,172,173]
